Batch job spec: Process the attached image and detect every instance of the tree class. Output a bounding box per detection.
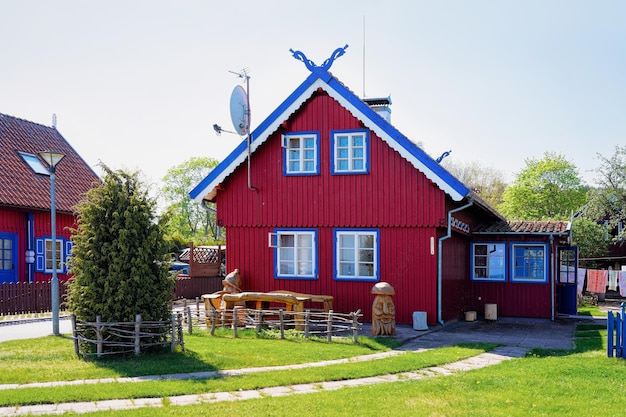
[583,145,626,243]
[571,218,609,269]
[442,160,508,208]
[497,152,587,220]
[161,157,220,242]
[67,166,173,329]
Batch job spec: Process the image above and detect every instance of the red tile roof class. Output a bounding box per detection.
[0,113,101,213]
[473,220,571,234]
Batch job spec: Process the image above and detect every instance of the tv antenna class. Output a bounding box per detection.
[226,68,255,190]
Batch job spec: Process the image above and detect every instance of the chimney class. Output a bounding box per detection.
[363,96,392,123]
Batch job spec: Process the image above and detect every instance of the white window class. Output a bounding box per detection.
[511,243,548,283]
[19,152,50,175]
[471,243,506,281]
[272,230,317,279]
[331,130,369,174]
[283,133,319,175]
[334,230,379,281]
[44,239,63,273]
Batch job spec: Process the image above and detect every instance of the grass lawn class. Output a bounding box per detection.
[2,323,626,416]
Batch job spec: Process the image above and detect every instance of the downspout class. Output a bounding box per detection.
[550,234,555,321]
[437,198,474,326]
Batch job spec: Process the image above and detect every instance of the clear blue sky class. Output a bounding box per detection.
[1,0,624,191]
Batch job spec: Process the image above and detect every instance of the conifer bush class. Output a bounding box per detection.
[67,166,174,351]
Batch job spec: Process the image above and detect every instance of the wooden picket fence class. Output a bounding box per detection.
[0,278,220,316]
[71,313,185,357]
[0,281,69,316]
[607,303,626,358]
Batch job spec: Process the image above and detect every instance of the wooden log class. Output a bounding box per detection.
[327,310,334,343]
[96,315,103,358]
[71,313,79,356]
[186,306,193,334]
[279,309,285,339]
[232,307,239,338]
[134,314,142,356]
[304,310,310,339]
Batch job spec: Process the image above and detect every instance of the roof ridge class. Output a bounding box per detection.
[0,112,55,131]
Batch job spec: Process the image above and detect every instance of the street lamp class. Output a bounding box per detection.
[39,150,65,336]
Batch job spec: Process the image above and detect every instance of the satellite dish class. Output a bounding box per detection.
[230,85,249,136]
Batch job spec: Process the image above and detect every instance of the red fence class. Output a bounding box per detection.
[0,277,223,316]
[0,281,69,316]
[174,276,223,300]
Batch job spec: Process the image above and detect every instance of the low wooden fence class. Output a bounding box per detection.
[607,303,626,358]
[71,313,184,357]
[181,305,363,342]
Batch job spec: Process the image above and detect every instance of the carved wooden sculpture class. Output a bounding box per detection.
[371,282,396,336]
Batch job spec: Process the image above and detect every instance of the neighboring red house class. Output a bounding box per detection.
[190,47,576,325]
[0,113,100,284]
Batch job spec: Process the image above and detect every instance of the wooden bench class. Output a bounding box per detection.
[202,291,334,330]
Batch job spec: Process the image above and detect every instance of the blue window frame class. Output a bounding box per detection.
[334,229,379,281]
[511,243,548,283]
[331,129,370,174]
[283,132,319,175]
[272,229,317,279]
[471,243,506,282]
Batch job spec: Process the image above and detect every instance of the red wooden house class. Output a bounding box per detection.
[0,113,100,284]
[190,48,577,325]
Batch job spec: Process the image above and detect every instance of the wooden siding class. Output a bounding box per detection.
[217,92,447,229]
[466,235,557,318]
[214,93,450,325]
[467,282,552,318]
[441,233,472,321]
[223,226,440,325]
[0,207,75,283]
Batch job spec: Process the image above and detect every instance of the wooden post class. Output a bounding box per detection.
[96,315,103,358]
[210,309,217,336]
[195,297,200,320]
[134,314,142,356]
[352,310,360,343]
[327,310,334,343]
[177,312,184,352]
[232,307,239,338]
[71,313,79,356]
[170,313,176,351]
[255,310,262,334]
[186,306,193,334]
[304,310,310,339]
[279,309,285,339]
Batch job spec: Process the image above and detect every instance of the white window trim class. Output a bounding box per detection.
[331,129,369,174]
[511,243,548,283]
[334,229,379,281]
[44,238,64,274]
[283,132,320,176]
[19,152,50,175]
[273,229,318,279]
[471,243,507,282]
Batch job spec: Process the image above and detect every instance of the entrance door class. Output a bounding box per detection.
[0,233,18,283]
[557,246,578,315]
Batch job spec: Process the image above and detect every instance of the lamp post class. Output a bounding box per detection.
[39,150,65,336]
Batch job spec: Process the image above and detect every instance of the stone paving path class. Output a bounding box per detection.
[0,345,527,416]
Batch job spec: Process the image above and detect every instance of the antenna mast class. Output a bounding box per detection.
[362,15,366,97]
[230,69,255,190]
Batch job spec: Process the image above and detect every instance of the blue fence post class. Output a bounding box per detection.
[619,303,626,358]
[608,311,614,358]
[617,312,622,358]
